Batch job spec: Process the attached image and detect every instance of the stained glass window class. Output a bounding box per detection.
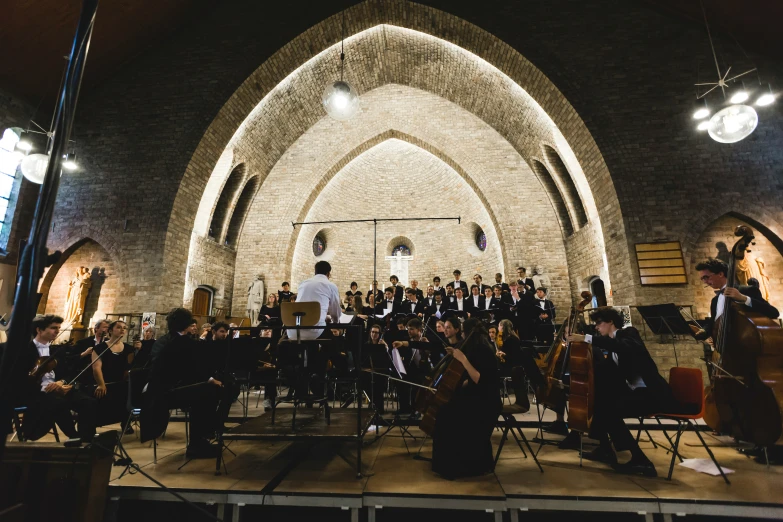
[312,234,326,256]
[392,244,411,256]
[475,230,487,251]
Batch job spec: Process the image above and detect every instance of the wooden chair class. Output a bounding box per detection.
[639,367,730,484]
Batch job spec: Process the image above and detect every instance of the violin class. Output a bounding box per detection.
[29,355,58,384]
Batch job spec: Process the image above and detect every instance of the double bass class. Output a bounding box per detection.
[536,308,574,411]
[705,226,783,446]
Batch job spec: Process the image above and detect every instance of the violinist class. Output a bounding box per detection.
[17,314,97,443]
[431,317,501,479]
[692,259,779,345]
[568,307,677,477]
[67,319,109,384]
[361,324,393,413]
[132,326,156,369]
[92,320,135,433]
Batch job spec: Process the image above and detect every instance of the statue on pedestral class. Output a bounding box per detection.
[247,274,265,326]
[531,265,551,292]
[64,266,92,328]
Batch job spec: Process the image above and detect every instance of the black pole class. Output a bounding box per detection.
[0,0,99,458]
[373,219,377,294]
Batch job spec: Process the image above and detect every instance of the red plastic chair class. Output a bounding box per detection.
[642,367,729,484]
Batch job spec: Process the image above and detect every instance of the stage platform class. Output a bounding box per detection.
[85,399,783,522]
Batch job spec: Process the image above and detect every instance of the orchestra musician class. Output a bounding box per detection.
[91,320,135,433]
[431,317,501,479]
[568,307,678,477]
[67,319,109,385]
[361,323,393,413]
[14,314,97,443]
[141,308,231,458]
[132,326,156,369]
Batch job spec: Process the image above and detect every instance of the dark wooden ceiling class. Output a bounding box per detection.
[1,0,779,112]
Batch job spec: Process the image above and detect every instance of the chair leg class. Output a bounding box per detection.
[666,421,687,481]
[656,417,679,460]
[692,421,730,485]
[153,438,158,464]
[494,424,510,468]
[514,424,544,473]
[52,424,60,443]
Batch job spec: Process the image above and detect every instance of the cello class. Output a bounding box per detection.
[705,226,783,446]
[415,328,477,436]
[536,308,574,411]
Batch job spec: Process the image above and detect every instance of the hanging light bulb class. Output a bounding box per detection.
[692,98,710,119]
[707,104,758,143]
[20,153,50,184]
[62,152,78,171]
[322,11,359,121]
[756,84,775,106]
[697,120,711,131]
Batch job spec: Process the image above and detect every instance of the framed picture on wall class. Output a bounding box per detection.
[635,241,687,285]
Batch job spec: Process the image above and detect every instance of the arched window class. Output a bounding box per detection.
[0,128,23,248]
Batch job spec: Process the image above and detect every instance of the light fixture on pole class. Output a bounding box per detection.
[322,11,359,121]
[692,0,774,144]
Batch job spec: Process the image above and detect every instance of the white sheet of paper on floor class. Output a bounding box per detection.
[678,458,734,476]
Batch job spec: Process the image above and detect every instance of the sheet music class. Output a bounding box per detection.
[391,347,407,375]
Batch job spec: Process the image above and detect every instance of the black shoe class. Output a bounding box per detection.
[558,431,581,450]
[580,445,617,465]
[543,420,569,436]
[612,457,657,477]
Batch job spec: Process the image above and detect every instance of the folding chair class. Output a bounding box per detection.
[640,367,730,485]
[10,406,59,443]
[494,404,543,472]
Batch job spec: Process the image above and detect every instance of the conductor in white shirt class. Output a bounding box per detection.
[287,261,343,341]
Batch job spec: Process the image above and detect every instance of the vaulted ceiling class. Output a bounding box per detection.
[1,0,779,108]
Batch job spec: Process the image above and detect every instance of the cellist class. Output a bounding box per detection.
[431,317,501,479]
[568,307,676,477]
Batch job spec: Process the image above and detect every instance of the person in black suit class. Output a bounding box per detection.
[481,287,496,313]
[494,273,510,294]
[516,267,536,293]
[444,283,457,307]
[451,270,469,296]
[376,288,399,317]
[401,288,426,316]
[568,307,679,477]
[533,287,556,345]
[409,280,425,301]
[141,308,231,458]
[472,274,491,295]
[63,318,109,387]
[449,287,469,313]
[427,293,448,319]
[693,258,779,343]
[466,284,485,314]
[504,281,535,340]
[389,275,404,303]
[14,314,97,443]
[423,285,437,310]
[432,277,447,299]
[278,281,293,303]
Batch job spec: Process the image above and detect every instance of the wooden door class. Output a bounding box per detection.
[192,288,211,316]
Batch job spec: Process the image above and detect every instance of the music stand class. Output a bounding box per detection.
[278,301,329,428]
[634,304,692,366]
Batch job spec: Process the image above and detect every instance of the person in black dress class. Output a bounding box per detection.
[260,292,281,321]
[431,317,501,479]
[91,320,135,432]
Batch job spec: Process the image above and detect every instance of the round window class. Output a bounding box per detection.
[312,234,326,256]
[475,229,487,251]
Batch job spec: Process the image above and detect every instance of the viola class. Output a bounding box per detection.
[29,355,58,385]
[704,226,783,446]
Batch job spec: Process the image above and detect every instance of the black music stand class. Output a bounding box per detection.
[634,304,692,366]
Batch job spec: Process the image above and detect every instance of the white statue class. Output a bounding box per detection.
[385,250,413,287]
[247,274,265,326]
[532,265,551,292]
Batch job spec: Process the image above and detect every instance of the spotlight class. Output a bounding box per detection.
[62,153,78,171]
[15,141,32,152]
[756,84,775,107]
[729,85,749,104]
[697,120,711,131]
[692,98,710,120]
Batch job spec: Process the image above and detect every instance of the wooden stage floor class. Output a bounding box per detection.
[13,396,783,521]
